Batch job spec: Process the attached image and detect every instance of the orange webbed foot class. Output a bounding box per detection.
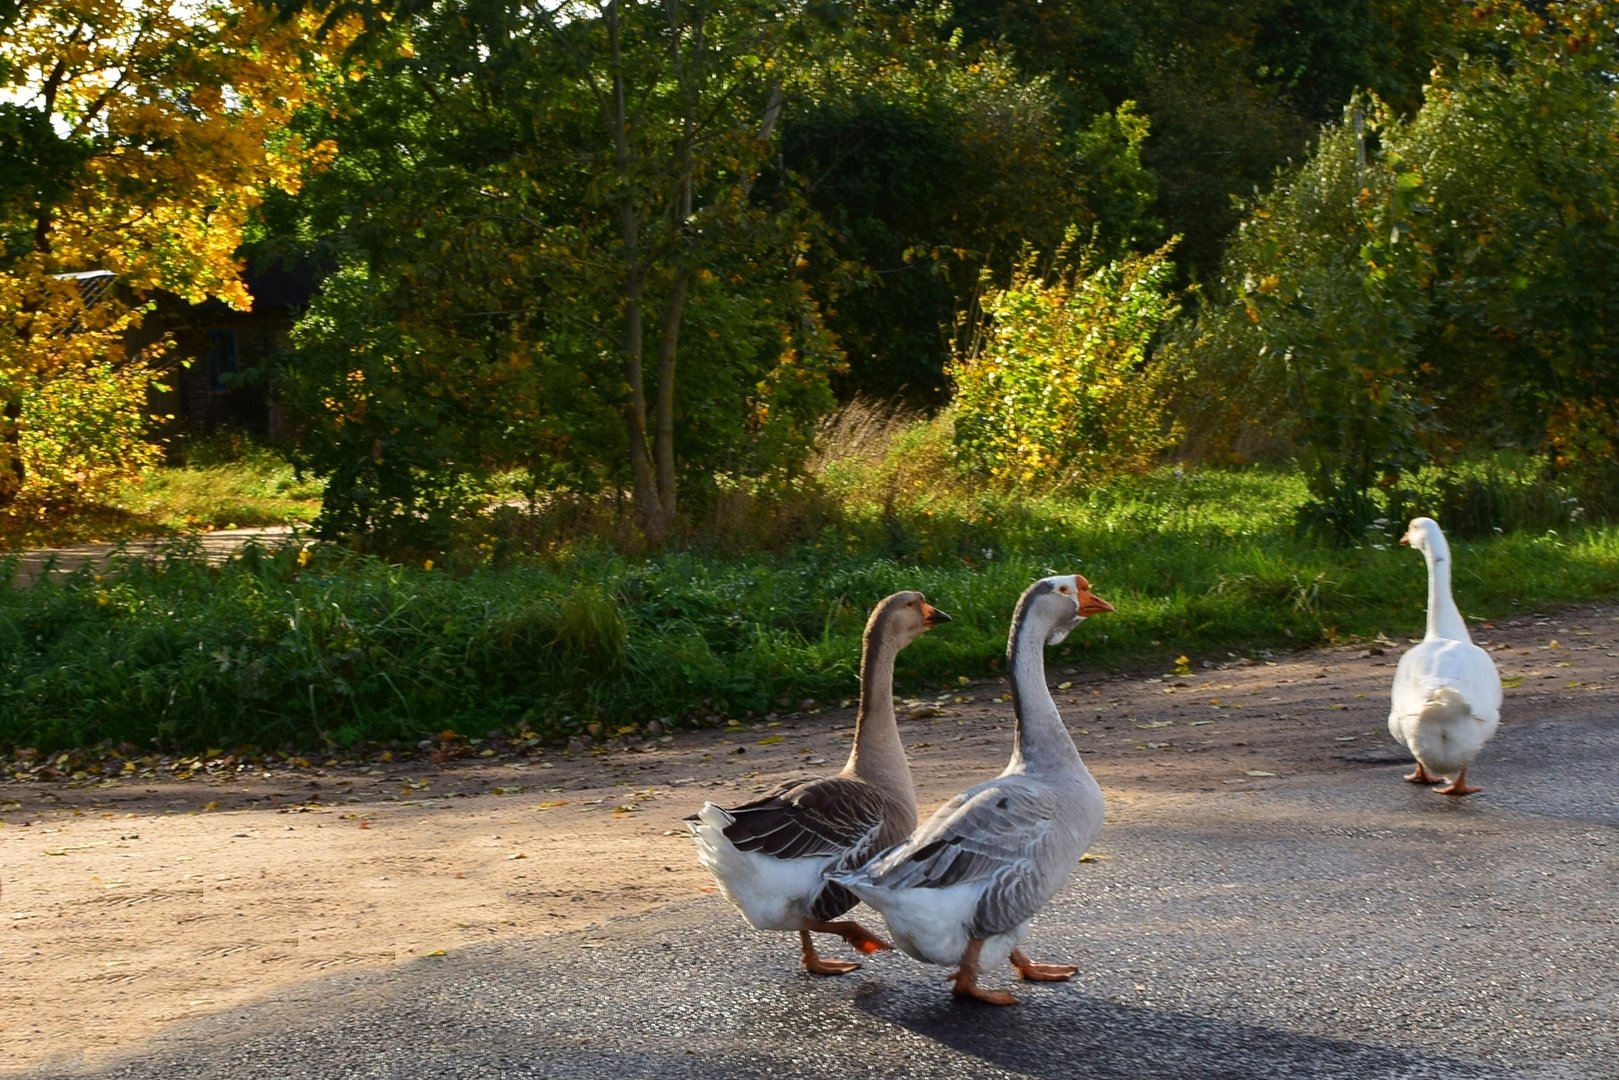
[806,919,891,955]
[946,938,1021,1005]
[948,970,1020,1005]
[1010,947,1077,982]
[1404,764,1443,784]
[802,955,861,976]
[1434,768,1481,796]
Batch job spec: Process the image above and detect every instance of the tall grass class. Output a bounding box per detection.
[4,475,1617,755]
[3,412,1616,754]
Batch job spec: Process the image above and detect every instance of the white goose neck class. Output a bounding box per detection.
[1422,535,1472,643]
[845,621,916,812]
[1007,607,1083,775]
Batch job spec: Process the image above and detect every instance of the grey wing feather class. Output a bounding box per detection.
[865,782,1057,889]
[715,776,891,863]
[858,780,1064,935]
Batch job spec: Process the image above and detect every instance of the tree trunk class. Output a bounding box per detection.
[654,269,692,521]
[607,0,669,543]
[0,395,23,507]
[621,265,667,542]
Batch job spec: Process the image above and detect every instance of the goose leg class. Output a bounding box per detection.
[948,938,1019,1005]
[1403,762,1443,784]
[1434,767,1481,797]
[798,929,860,975]
[805,918,890,955]
[1010,947,1078,982]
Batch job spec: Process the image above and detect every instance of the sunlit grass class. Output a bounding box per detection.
[3,414,1617,754]
[5,449,1618,754]
[0,439,321,551]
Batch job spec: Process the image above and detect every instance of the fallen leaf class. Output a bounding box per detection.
[535,800,569,810]
[1244,769,1277,777]
[1078,852,1107,863]
[756,735,784,746]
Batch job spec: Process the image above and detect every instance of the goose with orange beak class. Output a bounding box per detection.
[1388,517,1501,796]
[831,574,1114,1004]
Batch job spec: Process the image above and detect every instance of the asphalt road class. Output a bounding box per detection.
[21,693,1616,1080]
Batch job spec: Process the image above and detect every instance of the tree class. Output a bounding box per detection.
[276,0,844,548]
[1177,0,1619,536]
[0,0,345,507]
[781,20,1158,403]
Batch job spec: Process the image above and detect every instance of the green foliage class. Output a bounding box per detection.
[780,19,1158,403]
[1402,4,1619,508]
[6,458,1615,755]
[949,237,1182,487]
[274,0,842,551]
[15,354,164,502]
[1192,104,1435,545]
[1184,1,1619,540]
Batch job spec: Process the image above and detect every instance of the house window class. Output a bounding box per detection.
[205,328,238,391]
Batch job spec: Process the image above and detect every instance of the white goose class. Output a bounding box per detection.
[686,591,951,974]
[831,574,1114,1005]
[1389,516,1502,796]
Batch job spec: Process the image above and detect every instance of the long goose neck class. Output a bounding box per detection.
[844,619,917,812]
[1422,536,1472,643]
[1007,605,1083,775]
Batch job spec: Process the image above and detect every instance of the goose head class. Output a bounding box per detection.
[867,590,952,650]
[1400,517,1447,558]
[1029,574,1115,646]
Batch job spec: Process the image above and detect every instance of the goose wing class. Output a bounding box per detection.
[857,779,1064,931]
[712,776,892,863]
[1393,639,1502,720]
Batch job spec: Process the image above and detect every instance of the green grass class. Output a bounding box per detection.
[4,459,1616,756]
[112,444,322,532]
[0,436,321,551]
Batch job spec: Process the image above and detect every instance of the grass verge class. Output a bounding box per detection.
[4,462,1616,756]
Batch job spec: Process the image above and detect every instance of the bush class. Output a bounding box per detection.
[949,236,1182,488]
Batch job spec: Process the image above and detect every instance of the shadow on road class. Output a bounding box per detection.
[849,980,1517,1080]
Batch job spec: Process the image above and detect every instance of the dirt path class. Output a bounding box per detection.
[4,526,300,586]
[3,601,1615,1075]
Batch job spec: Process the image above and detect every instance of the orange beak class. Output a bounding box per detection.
[922,602,952,627]
[1399,532,1412,546]
[1079,589,1114,617]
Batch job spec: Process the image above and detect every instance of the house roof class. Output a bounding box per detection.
[52,269,117,306]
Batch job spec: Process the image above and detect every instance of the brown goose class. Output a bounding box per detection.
[685,591,950,974]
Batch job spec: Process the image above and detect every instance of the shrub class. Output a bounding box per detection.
[949,235,1182,488]
[18,353,166,502]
